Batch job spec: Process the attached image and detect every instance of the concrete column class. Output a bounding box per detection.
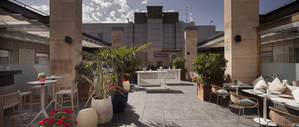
[224,0,259,83]
[112,31,123,48]
[184,27,198,73]
[49,0,82,86]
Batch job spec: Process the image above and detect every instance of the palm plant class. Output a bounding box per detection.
[98,42,151,87]
[83,55,117,106]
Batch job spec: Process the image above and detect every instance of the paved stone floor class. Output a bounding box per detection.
[5,80,262,127]
[101,80,261,127]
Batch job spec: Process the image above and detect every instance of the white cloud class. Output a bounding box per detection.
[31,4,49,15]
[83,0,135,23]
[167,9,175,12]
[27,0,141,23]
[142,0,148,5]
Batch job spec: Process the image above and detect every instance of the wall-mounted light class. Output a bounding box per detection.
[65,36,72,43]
[234,35,242,43]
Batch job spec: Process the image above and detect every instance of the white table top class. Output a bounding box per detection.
[46,75,64,79]
[26,80,57,85]
[224,83,253,88]
[136,71,167,73]
[242,89,299,110]
[160,69,182,71]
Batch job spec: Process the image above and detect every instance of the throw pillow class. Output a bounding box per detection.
[252,76,265,87]
[254,80,267,90]
[240,99,256,106]
[269,77,286,93]
[292,88,299,104]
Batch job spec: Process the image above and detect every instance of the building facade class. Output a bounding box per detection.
[83,6,216,67]
[198,1,299,83]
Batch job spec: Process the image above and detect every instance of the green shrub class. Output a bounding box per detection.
[192,53,227,86]
[172,57,185,69]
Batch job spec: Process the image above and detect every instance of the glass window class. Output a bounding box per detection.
[0,49,13,64]
[35,53,49,64]
[261,51,273,63]
[295,48,299,63]
[98,33,103,40]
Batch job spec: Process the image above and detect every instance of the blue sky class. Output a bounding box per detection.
[19,0,295,30]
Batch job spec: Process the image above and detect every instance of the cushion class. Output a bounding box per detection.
[283,84,298,99]
[217,89,228,95]
[293,81,299,87]
[254,80,267,90]
[292,88,299,104]
[268,77,286,93]
[240,99,256,106]
[252,76,265,87]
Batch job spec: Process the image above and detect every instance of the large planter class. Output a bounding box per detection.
[90,97,113,124]
[197,83,211,101]
[76,108,98,127]
[112,91,129,113]
[181,69,187,81]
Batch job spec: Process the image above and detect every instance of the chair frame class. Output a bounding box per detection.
[209,85,229,108]
[269,107,299,127]
[228,92,260,127]
[55,82,79,111]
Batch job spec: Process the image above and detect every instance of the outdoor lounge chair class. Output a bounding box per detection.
[228,92,260,127]
[209,85,229,107]
[269,107,299,127]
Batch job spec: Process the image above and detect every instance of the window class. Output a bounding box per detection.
[0,49,13,64]
[261,51,273,63]
[98,33,103,40]
[35,53,49,64]
[295,48,299,63]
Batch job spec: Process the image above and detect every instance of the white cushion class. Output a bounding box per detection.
[286,85,298,92]
[268,77,286,93]
[252,76,267,90]
[292,88,299,103]
[253,80,267,91]
[252,76,264,87]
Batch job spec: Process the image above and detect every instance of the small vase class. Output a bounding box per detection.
[40,78,46,82]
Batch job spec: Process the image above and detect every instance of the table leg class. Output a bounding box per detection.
[263,97,267,119]
[253,97,277,126]
[27,85,48,127]
[178,70,181,81]
[137,73,140,85]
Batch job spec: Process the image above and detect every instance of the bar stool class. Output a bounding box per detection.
[55,82,79,111]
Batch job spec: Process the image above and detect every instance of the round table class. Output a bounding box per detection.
[26,80,57,126]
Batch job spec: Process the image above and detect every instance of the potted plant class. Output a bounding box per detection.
[38,109,77,127]
[171,57,186,80]
[98,42,151,113]
[192,53,227,101]
[38,72,47,82]
[82,55,117,124]
[75,52,96,101]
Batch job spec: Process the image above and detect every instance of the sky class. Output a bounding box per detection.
[18,0,296,31]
